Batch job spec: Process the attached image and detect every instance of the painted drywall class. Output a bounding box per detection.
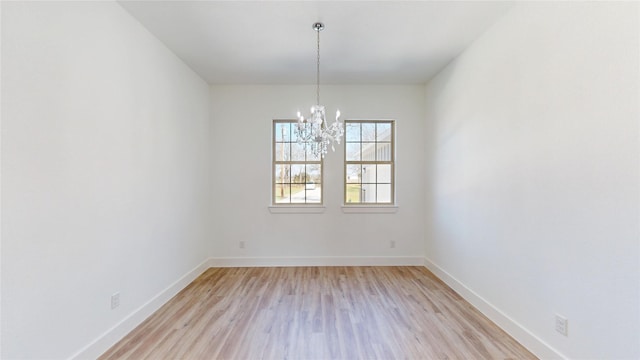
[1,2,211,358]
[210,85,426,264]
[424,2,639,359]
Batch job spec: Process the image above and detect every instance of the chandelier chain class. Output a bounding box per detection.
[316,27,320,107]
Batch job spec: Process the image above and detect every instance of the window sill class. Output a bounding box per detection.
[341,205,398,214]
[268,205,326,214]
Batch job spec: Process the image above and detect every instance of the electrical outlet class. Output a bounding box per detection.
[555,314,568,336]
[111,292,120,310]
[390,240,396,248]
[239,241,245,249]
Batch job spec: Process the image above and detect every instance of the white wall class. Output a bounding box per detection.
[424,2,639,359]
[210,85,426,264]
[1,2,211,358]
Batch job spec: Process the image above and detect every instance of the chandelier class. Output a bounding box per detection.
[296,22,344,158]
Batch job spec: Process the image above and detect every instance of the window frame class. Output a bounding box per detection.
[343,119,395,206]
[272,119,324,206]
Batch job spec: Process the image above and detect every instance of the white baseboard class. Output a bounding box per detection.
[423,257,566,360]
[67,256,417,359]
[69,256,561,360]
[68,258,212,360]
[210,256,425,267]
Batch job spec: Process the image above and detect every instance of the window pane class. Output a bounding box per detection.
[346,183,361,203]
[306,164,321,183]
[346,122,360,142]
[274,184,290,203]
[291,122,301,142]
[377,164,392,183]
[346,143,361,161]
[291,184,306,203]
[275,164,290,182]
[291,142,306,161]
[306,184,321,203]
[275,123,290,142]
[376,123,391,141]
[361,165,376,184]
[361,184,376,203]
[275,143,289,161]
[376,143,391,161]
[377,184,392,203]
[361,123,375,141]
[291,164,306,183]
[346,165,361,184]
[306,146,321,161]
[361,143,376,161]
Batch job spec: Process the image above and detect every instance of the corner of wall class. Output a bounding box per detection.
[69,258,213,360]
[423,258,566,360]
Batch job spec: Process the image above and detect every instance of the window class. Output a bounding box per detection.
[273,120,322,204]
[344,120,394,205]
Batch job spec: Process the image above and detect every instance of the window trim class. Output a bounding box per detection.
[268,205,326,214]
[272,119,324,206]
[340,205,398,214]
[343,119,396,206]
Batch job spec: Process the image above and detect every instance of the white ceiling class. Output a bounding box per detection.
[118,1,512,85]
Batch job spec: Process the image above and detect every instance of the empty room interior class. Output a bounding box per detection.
[1,1,639,359]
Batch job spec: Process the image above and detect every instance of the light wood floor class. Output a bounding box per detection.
[100,267,536,360]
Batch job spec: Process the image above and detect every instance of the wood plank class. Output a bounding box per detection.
[99,267,537,360]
